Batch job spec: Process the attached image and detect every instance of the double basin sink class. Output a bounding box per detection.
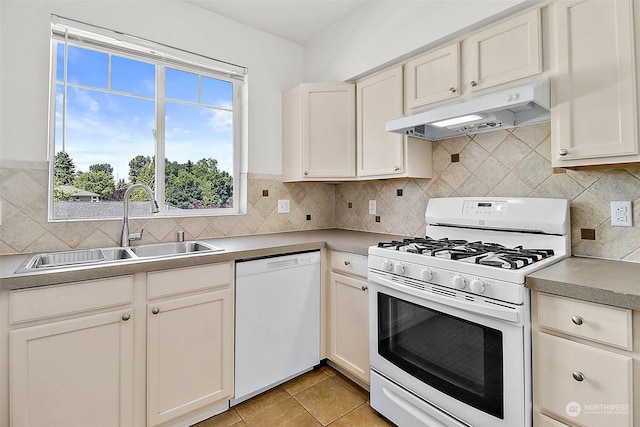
[16,241,224,273]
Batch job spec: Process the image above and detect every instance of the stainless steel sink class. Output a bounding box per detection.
[14,241,223,273]
[129,241,223,258]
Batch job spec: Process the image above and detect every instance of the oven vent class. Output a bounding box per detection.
[429,286,457,299]
[463,295,475,302]
[394,276,426,291]
[484,298,518,311]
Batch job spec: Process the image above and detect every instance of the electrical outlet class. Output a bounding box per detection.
[277,199,290,214]
[611,201,632,226]
[369,200,376,215]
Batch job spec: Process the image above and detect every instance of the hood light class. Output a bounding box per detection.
[431,114,482,128]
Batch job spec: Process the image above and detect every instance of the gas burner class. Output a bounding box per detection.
[376,237,555,270]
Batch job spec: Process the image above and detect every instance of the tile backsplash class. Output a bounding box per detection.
[2,123,640,261]
[335,123,640,262]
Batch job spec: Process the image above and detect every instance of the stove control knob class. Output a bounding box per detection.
[393,263,406,274]
[451,275,466,289]
[470,279,486,294]
[382,260,393,272]
[421,269,433,281]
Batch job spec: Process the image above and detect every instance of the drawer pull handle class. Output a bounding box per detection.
[361,285,368,291]
[571,315,584,325]
[344,260,351,266]
[152,307,160,315]
[121,313,131,321]
[572,371,585,382]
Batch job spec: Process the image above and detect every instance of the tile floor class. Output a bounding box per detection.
[195,365,395,426]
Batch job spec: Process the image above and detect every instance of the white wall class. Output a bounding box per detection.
[303,0,537,82]
[0,0,303,174]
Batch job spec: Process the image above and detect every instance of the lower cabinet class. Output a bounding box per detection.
[532,291,635,427]
[10,310,134,427]
[147,288,233,426]
[328,251,370,386]
[4,263,234,427]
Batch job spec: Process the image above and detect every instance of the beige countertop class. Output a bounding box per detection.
[0,229,404,290]
[526,256,640,310]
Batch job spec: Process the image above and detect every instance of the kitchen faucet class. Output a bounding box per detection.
[121,184,159,247]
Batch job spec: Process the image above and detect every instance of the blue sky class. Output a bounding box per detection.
[55,44,234,182]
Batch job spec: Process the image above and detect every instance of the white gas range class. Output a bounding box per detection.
[368,197,570,427]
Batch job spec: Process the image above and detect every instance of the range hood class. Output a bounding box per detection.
[386,78,550,141]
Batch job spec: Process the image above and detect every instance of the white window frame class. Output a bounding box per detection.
[47,15,248,221]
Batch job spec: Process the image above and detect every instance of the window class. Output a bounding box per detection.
[49,16,247,220]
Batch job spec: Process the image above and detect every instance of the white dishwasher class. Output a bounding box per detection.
[231,251,321,405]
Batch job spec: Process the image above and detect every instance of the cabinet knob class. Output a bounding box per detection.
[152,307,160,315]
[344,260,351,266]
[121,313,131,321]
[394,166,400,171]
[572,371,585,382]
[304,171,309,176]
[470,80,478,87]
[559,149,568,156]
[571,315,584,325]
[449,87,456,94]
[361,285,368,291]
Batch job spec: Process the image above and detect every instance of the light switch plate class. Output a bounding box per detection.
[369,200,376,215]
[611,201,632,226]
[277,199,290,214]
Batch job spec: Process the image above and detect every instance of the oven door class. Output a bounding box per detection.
[369,274,530,427]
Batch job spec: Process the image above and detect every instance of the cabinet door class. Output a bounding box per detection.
[302,83,356,179]
[147,288,233,426]
[405,42,460,110]
[464,9,542,92]
[329,272,370,384]
[537,332,632,426]
[10,310,134,427]
[357,66,405,177]
[552,0,638,166]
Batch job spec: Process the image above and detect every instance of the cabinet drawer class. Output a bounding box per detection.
[538,333,632,427]
[10,276,133,324]
[330,251,368,278]
[147,262,232,299]
[537,293,632,349]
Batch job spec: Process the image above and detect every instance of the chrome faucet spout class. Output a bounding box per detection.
[121,184,159,247]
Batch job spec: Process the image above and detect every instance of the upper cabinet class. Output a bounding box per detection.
[551,0,640,168]
[357,66,432,179]
[404,42,460,110]
[282,83,356,181]
[406,9,542,113]
[463,9,542,93]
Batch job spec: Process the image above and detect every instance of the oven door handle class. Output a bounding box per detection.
[381,385,468,427]
[369,274,521,324]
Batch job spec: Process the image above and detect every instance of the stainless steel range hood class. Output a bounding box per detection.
[386,78,550,141]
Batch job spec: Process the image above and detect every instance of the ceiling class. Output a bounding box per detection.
[183,0,367,45]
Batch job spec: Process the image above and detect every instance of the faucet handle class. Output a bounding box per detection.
[129,227,144,241]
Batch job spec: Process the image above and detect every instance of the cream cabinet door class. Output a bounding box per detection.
[282,83,356,181]
[464,9,542,92]
[404,42,460,110]
[10,310,134,427]
[357,66,405,177]
[329,272,370,384]
[552,0,639,167]
[147,288,233,426]
[537,332,632,426]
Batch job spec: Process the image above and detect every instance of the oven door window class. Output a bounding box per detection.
[378,292,504,419]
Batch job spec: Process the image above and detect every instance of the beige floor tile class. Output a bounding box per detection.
[194,408,242,427]
[243,396,322,427]
[234,386,290,419]
[282,369,331,395]
[331,373,369,401]
[328,403,394,426]
[294,377,367,425]
[318,365,338,377]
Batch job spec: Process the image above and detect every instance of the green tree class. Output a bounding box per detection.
[128,155,152,184]
[54,151,76,185]
[73,171,115,198]
[166,170,205,209]
[89,163,114,178]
